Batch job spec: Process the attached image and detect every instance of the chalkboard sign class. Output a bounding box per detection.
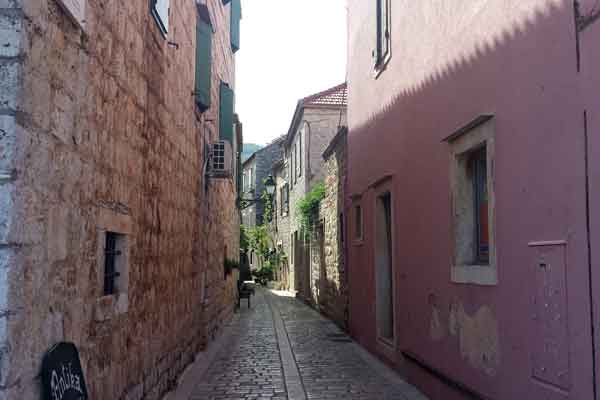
[41,342,88,400]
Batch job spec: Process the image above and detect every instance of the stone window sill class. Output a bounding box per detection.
[451,264,497,286]
[94,294,129,322]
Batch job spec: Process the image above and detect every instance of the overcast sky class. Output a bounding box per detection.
[236,0,348,145]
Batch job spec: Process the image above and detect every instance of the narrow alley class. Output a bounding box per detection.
[5,0,600,399]
[171,290,427,400]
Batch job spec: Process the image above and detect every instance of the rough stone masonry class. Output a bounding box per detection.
[0,0,241,399]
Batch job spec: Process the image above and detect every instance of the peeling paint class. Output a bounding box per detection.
[429,306,446,341]
[449,302,500,376]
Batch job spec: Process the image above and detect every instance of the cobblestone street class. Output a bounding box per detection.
[183,289,427,400]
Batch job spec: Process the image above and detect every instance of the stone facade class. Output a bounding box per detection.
[311,128,348,330]
[277,84,347,301]
[241,137,284,228]
[270,160,291,290]
[0,1,241,399]
[241,156,257,228]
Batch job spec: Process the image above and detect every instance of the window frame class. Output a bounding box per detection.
[95,209,132,320]
[299,128,303,177]
[280,184,290,216]
[374,0,391,75]
[354,203,364,244]
[448,117,496,286]
[294,144,298,183]
[151,0,170,38]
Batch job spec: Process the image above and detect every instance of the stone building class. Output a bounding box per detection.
[240,137,284,272]
[0,0,243,398]
[311,127,348,330]
[240,136,284,229]
[276,83,347,300]
[269,158,291,289]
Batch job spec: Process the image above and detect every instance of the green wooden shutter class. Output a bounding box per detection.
[195,16,212,111]
[230,0,241,53]
[219,82,234,143]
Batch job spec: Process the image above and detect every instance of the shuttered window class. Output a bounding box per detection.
[195,11,212,111]
[151,0,169,37]
[219,82,234,143]
[230,0,241,53]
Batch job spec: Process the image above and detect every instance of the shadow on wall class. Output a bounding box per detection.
[347,1,598,400]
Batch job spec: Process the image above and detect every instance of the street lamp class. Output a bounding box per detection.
[238,175,276,209]
[264,175,276,196]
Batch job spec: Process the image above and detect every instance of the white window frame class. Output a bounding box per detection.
[151,0,170,37]
[374,0,392,77]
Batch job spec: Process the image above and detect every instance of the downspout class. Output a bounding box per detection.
[584,110,598,400]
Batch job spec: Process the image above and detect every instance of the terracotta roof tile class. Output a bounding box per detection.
[301,83,347,108]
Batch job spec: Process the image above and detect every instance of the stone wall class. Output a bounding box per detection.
[271,163,291,290]
[253,139,284,226]
[313,129,348,330]
[287,107,345,301]
[1,0,240,399]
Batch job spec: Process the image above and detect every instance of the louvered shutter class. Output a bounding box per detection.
[195,16,212,111]
[219,83,234,143]
[230,0,241,53]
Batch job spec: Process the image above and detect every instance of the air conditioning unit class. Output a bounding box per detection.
[208,140,233,178]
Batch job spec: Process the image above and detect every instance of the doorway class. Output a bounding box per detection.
[375,191,394,344]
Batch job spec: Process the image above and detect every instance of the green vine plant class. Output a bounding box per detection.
[261,188,274,223]
[297,182,326,235]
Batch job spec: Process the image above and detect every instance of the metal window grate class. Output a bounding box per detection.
[213,142,226,171]
[104,232,122,296]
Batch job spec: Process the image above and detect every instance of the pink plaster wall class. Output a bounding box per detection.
[347,1,599,399]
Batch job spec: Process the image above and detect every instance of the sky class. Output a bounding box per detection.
[236,0,348,146]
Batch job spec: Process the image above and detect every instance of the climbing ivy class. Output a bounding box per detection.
[297,182,326,234]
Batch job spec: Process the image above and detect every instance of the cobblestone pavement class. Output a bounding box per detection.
[190,290,286,400]
[187,289,427,400]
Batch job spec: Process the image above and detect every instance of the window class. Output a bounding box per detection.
[340,213,344,244]
[290,151,294,188]
[294,144,298,183]
[246,167,253,191]
[96,210,131,320]
[375,0,391,69]
[151,0,169,37]
[354,204,363,241]
[281,184,289,215]
[472,148,489,264]
[448,116,496,285]
[219,82,234,143]
[194,6,213,111]
[298,130,303,177]
[103,232,127,296]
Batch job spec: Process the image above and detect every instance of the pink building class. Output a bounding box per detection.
[346,1,600,399]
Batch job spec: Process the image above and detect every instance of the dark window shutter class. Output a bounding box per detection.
[230,0,241,53]
[195,16,212,111]
[219,82,234,143]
